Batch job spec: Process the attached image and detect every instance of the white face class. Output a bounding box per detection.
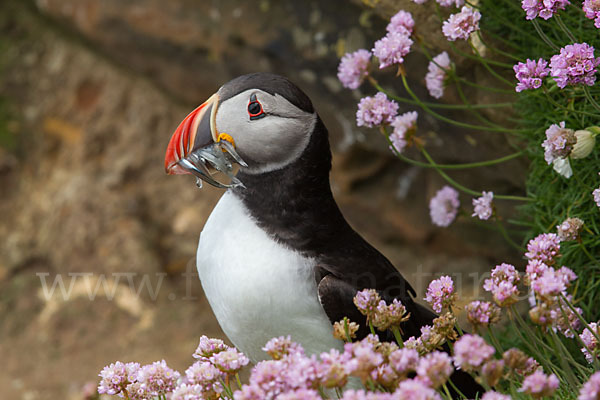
[215,88,316,174]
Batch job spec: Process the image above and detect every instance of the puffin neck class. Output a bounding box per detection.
[231,117,352,256]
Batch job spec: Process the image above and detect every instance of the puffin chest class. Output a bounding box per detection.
[196,191,340,361]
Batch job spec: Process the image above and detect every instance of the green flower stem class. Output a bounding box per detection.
[486,327,503,353]
[559,293,600,346]
[391,326,404,348]
[531,19,559,51]
[235,373,243,390]
[496,219,523,251]
[453,76,509,130]
[539,87,600,118]
[494,0,552,45]
[447,378,468,400]
[583,86,600,114]
[369,321,376,336]
[220,378,234,398]
[467,41,516,87]
[420,145,533,201]
[555,14,578,42]
[399,74,521,133]
[390,149,524,170]
[548,329,581,390]
[474,31,523,61]
[442,383,453,400]
[558,302,600,371]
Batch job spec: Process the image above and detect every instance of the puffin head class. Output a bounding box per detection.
[165,73,318,188]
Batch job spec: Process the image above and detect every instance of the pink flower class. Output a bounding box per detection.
[387,10,414,35]
[557,217,584,241]
[277,389,322,400]
[465,300,501,327]
[210,348,250,373]
[416,351,453,388]
[429,186,460,227]
[318,349,351,388]
[521,0,570,20]
[345,337,384,381]
[437,0,464,6]
[389,111,418,153]
[263,336,304,360]
[137,360,180,397]
[425,52,451,99]
[453,334,495,371]
[525,233,561,264]
[424,276,456,313]
[395,379,443,400]
[442,6,481,41]
[388,348,420,375]
[373,31,413,69]
[372,298,409,330]
[338,49,371,90]
[98,361,140,396]
[356,93,399,128]
[472,191,494,220]
[514,58,549,92]
[579,371,600,400]
[519,370,560,398]
[542,121,576,164]
[580,322,599,364]
[194,336,229,359]
[583,0,600,28]
[530,266,575,298]
[185,360,224,390]
[594,186,600,208]
[171,383,205,400]
[354,288,381,317]
[484,263,520,306]
[482,392,512,400]
[550,43,600,89]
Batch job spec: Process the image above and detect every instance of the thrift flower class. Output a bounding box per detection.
[483,263,520,306]
[482,360,505,387]
[98,361,140,396]
[171,383,205,400]
[583,0,600,28]
[442,6,481,41]
[387,10,414,35]
[465,300,501,328]
[263,336,304,360]
[593,185,600,208]
[345,337,384,381]
[395,379,443,400]
[372,298,410,330]
[580,322,599,363]
[550,43,600,88]
[126,381,152,400]
[318,349,351,388]
[556,217,584,241]
[429,186,460,227]
[437,0,465,6]
[333,319,359,342]
[416,351,453,388]
[373,31,414,69]
[337,49,371,90]
[354,289,381,318]
[472,191,494,220]
[278,389,322,400]
[185,360,224,396]
[453,334,495,371]
[356,92,399,127]
[194,336,229,359]
[519,371,560,398]
[531,266,576,298]
[210,348,250,373]
[525,233,561,264]
[425,52,451,99]
[389,111,418,153]
[513,58,549,91]
[482,392,511,400]
[579,371,600,400]
[521,0,570,20]
[389,347,420,375]
[503,348,539,376]
[137,360,180,397]
[542,121,576,165]
[424,276,456,313]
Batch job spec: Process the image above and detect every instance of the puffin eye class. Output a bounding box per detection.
[248,94,265,120]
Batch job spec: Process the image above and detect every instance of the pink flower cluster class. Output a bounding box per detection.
[472,191,494,220]
[465,300,501,328]
[542,121,576,165]
[525,233,561,264]
[442,6,481,41]
[579,371,600,400]
[550,43,600,89]
[425,52,451,99]
[429,186,460,227]
[580,322,599,363]
[583,0,600,28]
[389,111,418,153]
[337,49,372,90]
[98,360,180,399]
[453,334,495,372]
[519,370,560,397]
[513,58,549,92]
[356,92,399,128]
[521,0,570,20]
[483,263,520,306]
[424,276,456,313]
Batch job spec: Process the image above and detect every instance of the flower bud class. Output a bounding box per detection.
[571,129,596,159]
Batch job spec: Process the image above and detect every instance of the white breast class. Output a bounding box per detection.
[197,191,343,362]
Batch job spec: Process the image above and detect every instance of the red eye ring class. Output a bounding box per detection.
[248,94,265,120]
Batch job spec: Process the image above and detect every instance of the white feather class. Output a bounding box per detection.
[197,191,343,362]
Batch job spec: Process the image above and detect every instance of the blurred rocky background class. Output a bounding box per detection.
[0,0,526,399]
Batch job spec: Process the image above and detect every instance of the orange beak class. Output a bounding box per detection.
[164,93,219,175]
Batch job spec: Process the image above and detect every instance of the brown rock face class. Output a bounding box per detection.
[0,1,523,398]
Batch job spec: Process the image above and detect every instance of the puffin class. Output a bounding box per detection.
[165,72,479,396]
